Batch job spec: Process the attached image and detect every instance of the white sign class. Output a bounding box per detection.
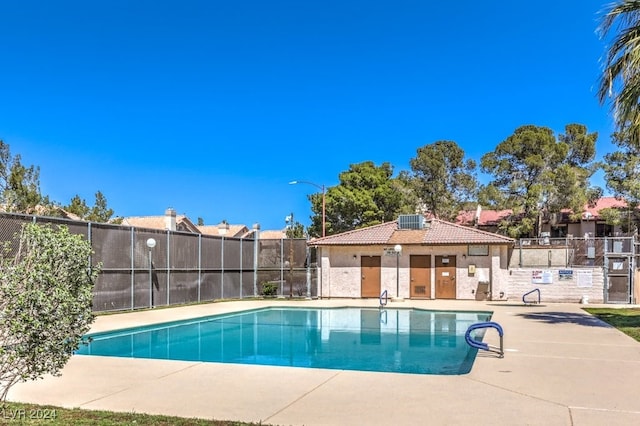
[384,247,399,256]
[577,270,593,288]
[612,261,625,271]
[532,270,553,284]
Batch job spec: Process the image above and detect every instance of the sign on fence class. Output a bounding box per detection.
[558,269,573,281]
[577,270,593,288]
[532,270,553,284]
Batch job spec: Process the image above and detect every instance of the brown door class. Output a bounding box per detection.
[361,256,381,298]
[435,256,456,299]
[410,255,431,299]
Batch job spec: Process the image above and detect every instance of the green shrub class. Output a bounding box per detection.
[0,223,101,400]
[261,282,278,297]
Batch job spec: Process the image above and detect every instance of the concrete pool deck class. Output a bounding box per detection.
[8,299,640,425]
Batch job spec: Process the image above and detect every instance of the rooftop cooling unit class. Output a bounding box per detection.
[397,214,425,230]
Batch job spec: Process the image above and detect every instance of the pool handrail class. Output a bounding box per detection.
[379,309,388,325]
[465,321,504,358]
[522,288,541,305]
[379,290,388,308]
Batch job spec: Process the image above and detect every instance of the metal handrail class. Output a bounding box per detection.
[379,309,387,325]
[379,290,388,307]
[465,322,504,358]
[522,288,541,305]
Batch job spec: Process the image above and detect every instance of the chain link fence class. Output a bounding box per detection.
[513,236,635,268]
[0,212,316,312]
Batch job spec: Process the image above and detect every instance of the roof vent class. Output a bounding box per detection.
[397,214,425,230]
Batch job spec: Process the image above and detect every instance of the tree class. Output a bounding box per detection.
[480,124,600,237]
[64,191,117,223]
[86,191,114,223]
[408,141,478,221]
[308,161,413,236]
[0,140,42,213]
[548,124,602,217]
[285,221,306,238]
[598,1,640,144]
[0,223,100,400]
[601,128,640,231]
[598,206,638,233]
[65,195,90,218]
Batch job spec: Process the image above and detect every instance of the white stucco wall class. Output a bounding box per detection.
[505,267,605,303]
[315,245,608,303]
[317,244,509,300]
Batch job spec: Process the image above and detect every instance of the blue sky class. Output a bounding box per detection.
[0,1,616,231]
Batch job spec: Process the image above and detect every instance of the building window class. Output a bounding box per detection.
[468,245,489,256]
[550,226,567,238]
[595,223,613,237]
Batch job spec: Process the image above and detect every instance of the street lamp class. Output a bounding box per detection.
[146,238,156,308]
[289,180,326,237]
[394,244,402,299]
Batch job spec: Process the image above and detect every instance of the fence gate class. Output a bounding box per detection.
[604,238,633,303]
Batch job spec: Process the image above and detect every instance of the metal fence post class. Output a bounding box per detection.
[166,230,171,306]
[198,233,202,303]
[519,240,522,267]
[306,245,311,299]
[130,227,135,310]
[280,238,284,297]
[221,237,225,300]
[253,235,258,297]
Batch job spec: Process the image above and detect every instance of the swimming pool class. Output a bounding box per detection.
[76,307,492,375]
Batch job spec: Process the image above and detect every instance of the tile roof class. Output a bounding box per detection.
[456,208,514,226]
[259,230,287,239]
[122,215,200,233]
[198,224,249,237]
[122,216,168,230]
[457,197,635,225]
[309,218,514,246]
[582,197,628,220]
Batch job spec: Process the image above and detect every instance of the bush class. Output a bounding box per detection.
[0,223,101,400]
[261,282,279,297]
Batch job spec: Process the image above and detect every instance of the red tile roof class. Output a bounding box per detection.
[122,214,200,233]
[309,218,514,246]
[582,197,628,220]
[259,230,287,239]
[198,224,249,237]
[456,197,633,225]
[456,209,512,226]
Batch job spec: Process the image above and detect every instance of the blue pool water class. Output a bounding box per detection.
[76,307,492,375]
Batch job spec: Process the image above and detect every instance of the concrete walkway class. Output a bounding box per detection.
[8,300,640,425]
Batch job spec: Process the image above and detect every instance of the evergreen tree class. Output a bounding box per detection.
[480,124,600,237]
[408,141,478,221]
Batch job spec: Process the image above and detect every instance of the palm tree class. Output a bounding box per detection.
[598,0,640,144]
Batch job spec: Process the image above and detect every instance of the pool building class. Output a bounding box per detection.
[310,215,515,301]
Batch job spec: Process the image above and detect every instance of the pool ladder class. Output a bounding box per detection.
[465,322,504,358]
[379,290,388,308]
[379,290,388,324]
[522,288,541,305]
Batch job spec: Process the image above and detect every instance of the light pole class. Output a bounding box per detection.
[289,180,326,237]
[394,244,402,299]
[146,238,156,308]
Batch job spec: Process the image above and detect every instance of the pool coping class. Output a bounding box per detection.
[8,299,640,425]
[77,304,493,376]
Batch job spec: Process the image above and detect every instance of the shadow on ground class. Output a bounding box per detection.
[515,311,611,327]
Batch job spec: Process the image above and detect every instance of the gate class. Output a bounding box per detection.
[604,238,633,303]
